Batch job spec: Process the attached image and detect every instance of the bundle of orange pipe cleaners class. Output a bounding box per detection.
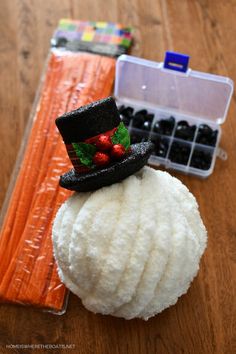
[0,51,115,312]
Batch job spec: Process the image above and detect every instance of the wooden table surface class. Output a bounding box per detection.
[0,1,235,353]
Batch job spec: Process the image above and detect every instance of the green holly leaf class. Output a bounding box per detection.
[111,122,130,150]
[72,142,96,167]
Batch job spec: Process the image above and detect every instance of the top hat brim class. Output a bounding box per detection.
[59,142,154,192]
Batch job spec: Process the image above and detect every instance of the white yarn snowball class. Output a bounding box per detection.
[52,167,207,320]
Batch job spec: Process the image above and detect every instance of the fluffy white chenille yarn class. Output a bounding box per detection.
[52,166,207,320]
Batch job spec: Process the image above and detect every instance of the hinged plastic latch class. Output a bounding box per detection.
[217,147,228,161]
[164,51,190,73]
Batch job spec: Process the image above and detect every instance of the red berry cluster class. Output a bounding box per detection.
[93,135,126,167]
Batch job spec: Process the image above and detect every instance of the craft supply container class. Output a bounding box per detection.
[115,52,234,177]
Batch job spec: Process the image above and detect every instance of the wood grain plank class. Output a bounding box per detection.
[0,0,235,353]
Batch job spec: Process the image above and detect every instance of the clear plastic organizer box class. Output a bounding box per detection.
[114,52,234,177]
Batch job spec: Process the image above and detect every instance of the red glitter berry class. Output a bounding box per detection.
[96,135,113,151]
[93,151,110,166]
[111,144,126,159]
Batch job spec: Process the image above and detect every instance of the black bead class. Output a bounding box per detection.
[190,149,213,170]
[161,118,175,135]
[151,137,169,158]
[153,121,163,134]
[198,124,212,136]
[197,136,209,145]
[156,139,169,157]
[168,116,176,125]
[133,109,148,127]
[196,124,218,146]
[119,106,134,118]
[174,121,196,141]
[153,116,175,136]
[209,130,218,146]
[142,120,152,131]
[135,109,148,116]
[169,141,191,165]
[132,114,145,128]
[120,114,130,127]
[146,113,154,122]
[177,120,189,128]
[118,105,125,113]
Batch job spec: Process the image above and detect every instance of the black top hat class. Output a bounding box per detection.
[56,96,153,192]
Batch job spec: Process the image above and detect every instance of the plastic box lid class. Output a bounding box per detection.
[114,54,234,125]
